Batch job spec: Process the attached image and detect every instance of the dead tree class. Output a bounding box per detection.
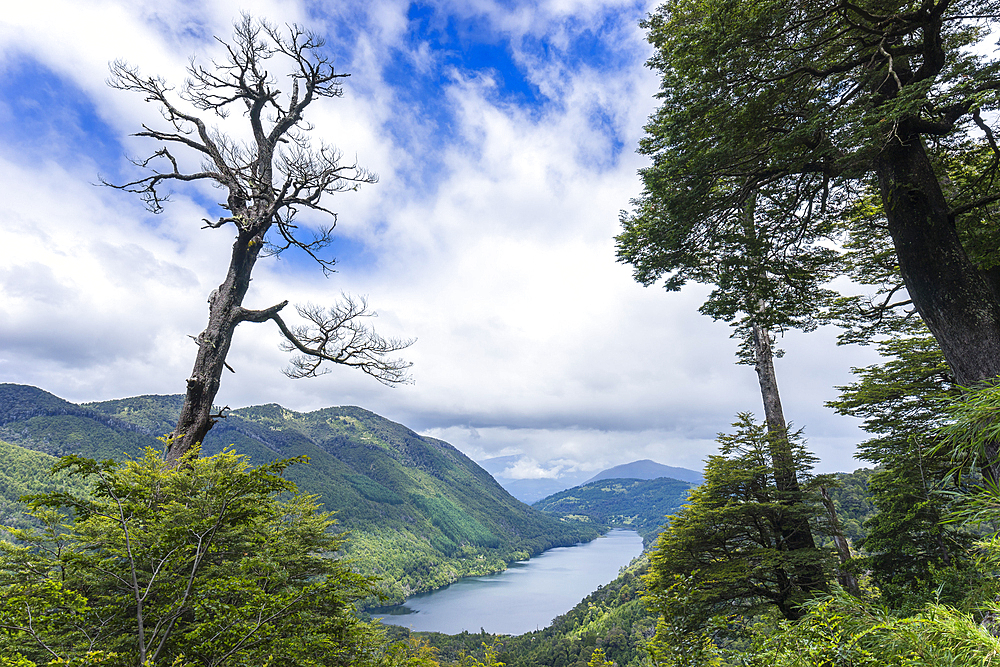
[106,15,412,462]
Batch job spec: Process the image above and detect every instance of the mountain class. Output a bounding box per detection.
[478,458,703,504]
[584,459,703,485]
[533,477,693,546]
[478,455,593,503]
[0,384,600,603]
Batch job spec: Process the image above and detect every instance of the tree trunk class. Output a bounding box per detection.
[751,322,827,593]
[752,323,800,493]
[168,227,264,463]
[876,127,1000,480]
[820,486,861,597]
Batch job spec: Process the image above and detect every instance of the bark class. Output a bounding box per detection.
[875,126,1000,480]
[169,226,268,463]
[751,322,827,593]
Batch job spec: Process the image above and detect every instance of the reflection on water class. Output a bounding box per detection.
[371,528,643,635]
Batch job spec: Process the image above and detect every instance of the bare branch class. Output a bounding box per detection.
[269,295,414,385]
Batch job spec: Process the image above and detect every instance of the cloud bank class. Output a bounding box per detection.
[0,0,877,475]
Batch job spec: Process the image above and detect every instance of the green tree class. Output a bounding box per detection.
[0,448,382,667]
[746,590,1000,667]
[586,648,614,667]
[632,0,1000,474]
[645,414,832,625]
[618,167,837,601]
[107,16,411,463]
[829,329,978,608]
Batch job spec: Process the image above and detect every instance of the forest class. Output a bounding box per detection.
[532,477,693,547]
[608,0,1000,662]
[5,0,1000,665]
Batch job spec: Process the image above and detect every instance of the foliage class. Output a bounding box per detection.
[0,439,88,531]
[817,469,875,547]
[378,636,443,667]
[645,415,833,623]
[456,642,506,667]
[941,378,1000,482]
[0,448,384,667]
[829,331,979,608]
[746,591,1000,667]
[633,0,1000,414]
[533,478,692,546]
[587,648,614,667]
[939,379,1000,532]
[617,160,840,366]
[0,385,600,605]
[633,0,1000,239]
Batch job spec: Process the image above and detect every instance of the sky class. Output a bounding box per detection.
[0,0,881,480]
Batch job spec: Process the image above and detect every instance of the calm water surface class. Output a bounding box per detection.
[371,529,643,635]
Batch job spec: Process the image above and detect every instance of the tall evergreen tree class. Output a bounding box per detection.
[828,328,977,607]
[618,181,838,597]
[645,414,832,625]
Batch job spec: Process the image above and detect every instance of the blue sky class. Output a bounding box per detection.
[0,0,877,477]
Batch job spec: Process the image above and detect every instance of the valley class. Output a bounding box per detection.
[0,382,882,667]
[0,383,602,603]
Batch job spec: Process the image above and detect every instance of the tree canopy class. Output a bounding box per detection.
[828,328,978,608]
[0,449,381,667]
[645,415,832,624]
[630,0,1000,400]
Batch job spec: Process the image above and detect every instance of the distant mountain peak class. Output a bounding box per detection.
[584,459,703,485]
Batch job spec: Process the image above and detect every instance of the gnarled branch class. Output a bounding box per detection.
[270,295,414,386]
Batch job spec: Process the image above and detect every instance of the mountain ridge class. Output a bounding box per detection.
[0,384,600,602]
[533,476,693,546]
[482,457,703,503]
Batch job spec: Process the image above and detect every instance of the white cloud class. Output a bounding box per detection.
[0,0,876,479]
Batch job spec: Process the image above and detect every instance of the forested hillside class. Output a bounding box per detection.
[0,438,90,530]
[533,477,692,546]
[0,384,599,602]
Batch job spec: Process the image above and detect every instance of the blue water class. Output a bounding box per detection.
[371,529,644,635]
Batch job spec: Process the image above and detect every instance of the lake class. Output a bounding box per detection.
[371,528,644,635]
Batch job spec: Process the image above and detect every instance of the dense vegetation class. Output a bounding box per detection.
[0,439,89,531]
[0,448,440,667]
[0,384,599,604]
[533,478,692,546]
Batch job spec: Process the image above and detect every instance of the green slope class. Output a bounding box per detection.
[533,477,692,546]
[0,384,600,602]
[0,438,89,531]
